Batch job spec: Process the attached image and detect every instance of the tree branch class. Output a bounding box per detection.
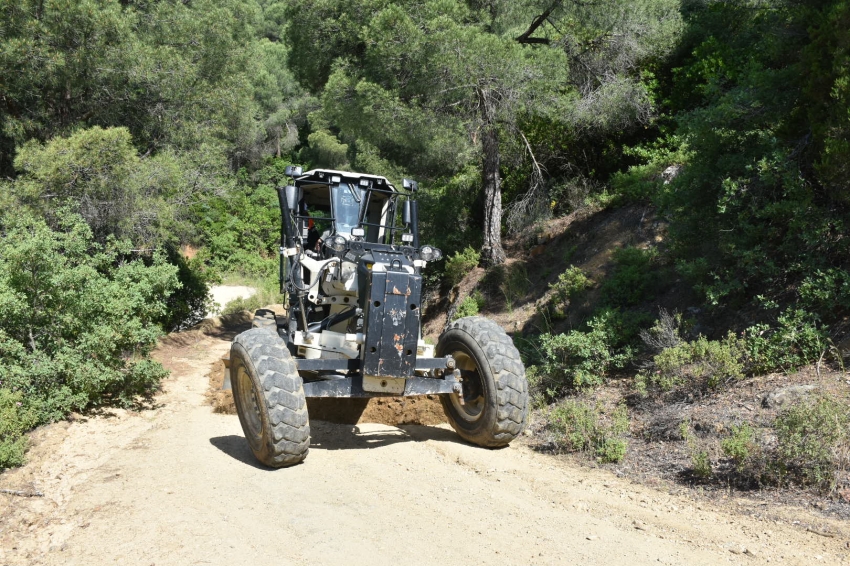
[515,2,562,45]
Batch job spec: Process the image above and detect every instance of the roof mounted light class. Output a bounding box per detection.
[359,178,370,187]
[331,175,341,183]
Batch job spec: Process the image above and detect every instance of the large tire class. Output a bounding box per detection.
[252,309,277,331]
[230,328,310,467]
[436,317,528,447]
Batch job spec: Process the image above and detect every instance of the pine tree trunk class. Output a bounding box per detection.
[479,91,506,267]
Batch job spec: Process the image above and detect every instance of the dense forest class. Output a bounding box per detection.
[2,0,849,486]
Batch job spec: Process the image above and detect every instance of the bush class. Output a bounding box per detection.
[745,308,827,373]
[532,311,635,396]
[548,266,593,318]
[600,247,658,307]
[680,420,712,479]
[161,246,216,330]
[0,389,38,468]
[721,423,761,474]
[445,246,480,287]
[798,268,850,317]
[0,213,177,469]
[639,308,684,354]
[636,333,746,395]
[774,396,850,491]
[547,399,629,463]
[452,290,485,321]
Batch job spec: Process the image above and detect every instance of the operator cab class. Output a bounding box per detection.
[293,169,394,248]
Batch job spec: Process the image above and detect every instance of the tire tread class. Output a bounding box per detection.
[438,316,529,447]
[232,328,310,467]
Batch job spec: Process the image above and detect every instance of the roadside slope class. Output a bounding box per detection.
[0,323,848,565]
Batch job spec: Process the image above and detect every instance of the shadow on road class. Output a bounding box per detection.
[309,420,465,451]
[209,435,275,470]
[211,423,469,467]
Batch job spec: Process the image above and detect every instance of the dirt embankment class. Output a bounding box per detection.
[1,314,849,565]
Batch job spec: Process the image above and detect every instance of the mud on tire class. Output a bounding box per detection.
[230,328,309,467]
[436,317,528,447]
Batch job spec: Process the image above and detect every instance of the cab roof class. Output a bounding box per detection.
[296,169,397,193]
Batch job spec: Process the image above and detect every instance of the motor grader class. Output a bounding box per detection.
[226,166,528,467]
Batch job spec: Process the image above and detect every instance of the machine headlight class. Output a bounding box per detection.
[419,246,442,261]
[330,235,347,252]
[351,227,365,238]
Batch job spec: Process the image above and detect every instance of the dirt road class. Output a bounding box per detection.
[1,323,848,566]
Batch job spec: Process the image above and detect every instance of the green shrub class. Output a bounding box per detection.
[600,247,658,307]
[798,268,850,316]
[161,246,216,331]
[0,389,38,468]
[445,246,480,286]
[745,308,827,373]
[680,421,712,479]
[532,311,634,396]
[721,423,760,474]
[547,399,629,463]
[548,266,593,318]
[452,290,485,320]
[774,396,850,491]
[0,213,177,469]
[636,333,746,395]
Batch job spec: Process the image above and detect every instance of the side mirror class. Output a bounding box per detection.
[285,185,298,210]
[285,165,303,177]
[402,200,412,226]
[402,178,418,192]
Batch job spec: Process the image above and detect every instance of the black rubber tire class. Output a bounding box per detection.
[252,309,277,331]
[436,317,528,447]
[230,328,310,467]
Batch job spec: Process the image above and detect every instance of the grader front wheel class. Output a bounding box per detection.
[230,328,310,467]
[436,317,528,447]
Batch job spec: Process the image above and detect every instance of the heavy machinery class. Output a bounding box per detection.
[227,167,528,467]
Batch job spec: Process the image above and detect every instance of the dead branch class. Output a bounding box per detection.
[0,488,44,497]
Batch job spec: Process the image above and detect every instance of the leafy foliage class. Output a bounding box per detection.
[547,399,629,463]
[531,310,635,395]
[636,333,746,394]
[445,247,481,287]
[0,213,177,468]
[600,247,659,307]
[744,309,828,374]
[775,396,850,491]
[453,291,486,321]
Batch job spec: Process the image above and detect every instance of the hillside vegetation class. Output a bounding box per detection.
[1,0,849,495]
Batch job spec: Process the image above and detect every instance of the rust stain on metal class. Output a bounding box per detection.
[391,285,403,295]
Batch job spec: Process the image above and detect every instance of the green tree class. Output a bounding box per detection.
[11,127,232,247]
